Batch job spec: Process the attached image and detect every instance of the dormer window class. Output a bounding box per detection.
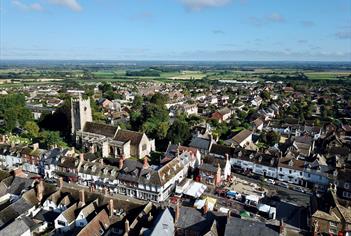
[146,173,151,180]
[289,160,294,167]
[111,169,116,176]
[92,165,97,172]
[104,168,108,175]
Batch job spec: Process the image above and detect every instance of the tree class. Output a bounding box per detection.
[167,116,191,144]
[261,131,280,146]
[24,121,40,139]
[40,131,67,148]
[261,90,271,100]
[132,95,143,110]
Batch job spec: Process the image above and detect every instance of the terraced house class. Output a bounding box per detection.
[78,151,193,202]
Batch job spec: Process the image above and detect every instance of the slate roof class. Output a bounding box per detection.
[175,207,215,235]
[0,216,34,236]
[224,217,279,236]
[3,176,35,196]
[0,198,33,228]
[189,137,212,151]
[149,208,174,236]
[209,144,235,157]
[83,122,118,138]
[198,163,218,173]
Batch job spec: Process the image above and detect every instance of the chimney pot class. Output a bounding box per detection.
[119,158,124,170]
[143,157,149,169]
[203,200,208,215]
[175,200,180,224]
[58,177,64,189]
[124,219,130,234]
[36,180,44,202]
[109,199,114,217]
[79,189,85,204]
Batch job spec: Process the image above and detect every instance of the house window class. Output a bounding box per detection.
[279,168,282,172]
[289,170,292,174]
[343,191,351,199]
[99,229,104,235]
[142,144,147,151]
[300,172,302,176]
[329,222,338,234]
[344,183,350,190]
[58,220,66,226]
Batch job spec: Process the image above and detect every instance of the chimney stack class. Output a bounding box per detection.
[279,219,285,235]
[108,199,114,217]
[124,219,130,235]
[89,145,95,153]
[203,200,208,215]
[58,177,64,189]
[227,210,231,219]
[78,153,84,172]
[175,200,180,224]
[79,189,85,204]
[119,157,124,170]
[143,157,149,169]
[215,163,222,187]
[36,180,44,202]
[12,168,26,178]
[103,187,108,195]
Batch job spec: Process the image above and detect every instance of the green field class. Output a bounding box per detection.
[0,67,350,88]
[305,72,351,80]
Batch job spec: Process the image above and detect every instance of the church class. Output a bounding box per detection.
[71,96,155,159]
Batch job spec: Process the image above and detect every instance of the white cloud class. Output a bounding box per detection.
[248,13,285,27]
[335,31,351,39]
[266,13,285,22]
[48,0,82,11]
[12,0,44,11]
[179,0,231,11]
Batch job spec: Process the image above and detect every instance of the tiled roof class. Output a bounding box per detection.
[232,129,252,144]
[114,129,144,146]
[77,209,110,236]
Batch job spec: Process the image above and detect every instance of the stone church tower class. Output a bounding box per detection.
[71,95,92,134]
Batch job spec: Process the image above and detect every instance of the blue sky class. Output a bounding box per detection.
[0,0,350,61]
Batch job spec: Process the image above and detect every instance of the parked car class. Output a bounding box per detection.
[264,179,276,185]
[291,186,305,193]
[277,182,289,189]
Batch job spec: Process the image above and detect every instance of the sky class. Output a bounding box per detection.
[0,0,351,61]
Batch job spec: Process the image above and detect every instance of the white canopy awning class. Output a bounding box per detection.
[184,181,207,198]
